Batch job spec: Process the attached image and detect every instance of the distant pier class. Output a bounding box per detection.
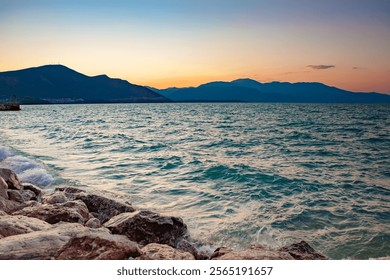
[0,104,21,111]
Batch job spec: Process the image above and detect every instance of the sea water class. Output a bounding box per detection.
[0,103,389,259]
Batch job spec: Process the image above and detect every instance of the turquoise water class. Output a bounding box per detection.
[1,103,389,259]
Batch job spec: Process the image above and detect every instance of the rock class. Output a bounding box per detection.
[0,196,22,214]
[0,223,141,260]
[21,190,37,202]
[176,239,210,260]
[42,192,68,204]
[77,193,136,223]
[137,243,195,260]
[0,210,8,216]
[279,241,328,260]
[0,177,8,199]
[0,215,52,239]
[55,234,140,260]
[7,190,25,203]
[54,186,86,200]
[56,187,135,223]
[104,210,188,247]
[0,169,21,190]
[21,183,43,201]
[85,218,101,228]
[12,200,91,224]
[210,245,294,260]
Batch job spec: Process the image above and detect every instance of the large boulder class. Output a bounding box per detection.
[137,243,195,260]
[104,210,188,247]
[210,246,294,260]
[56,187,135,223]
[0,177,8,199]
[12,200,91,224]
[0,215,52,239]
[0,169,22,190]
[0,223,141,260]
[279,241,328,260]
[55,234,140,260]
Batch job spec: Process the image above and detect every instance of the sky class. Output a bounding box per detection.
[0,0,389,93]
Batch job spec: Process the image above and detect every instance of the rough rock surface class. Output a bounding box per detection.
[210,246,294,260]
[0,215,52,239]
[0,223,141,260]
[12,200,91,224]
[279,241,328,260]
[176,239,210,260]
[0,177,8,199]
[137,243,195,260]
[55,234,140,260]
[104,210,188,247]
[21,190,37,202]
[21,183,43,201]
[7,190,25,203]
[85,217,101,228]
[56,187,135,223]
[42,192,68,204]
[0,169,22,190]
[0,196,23,214]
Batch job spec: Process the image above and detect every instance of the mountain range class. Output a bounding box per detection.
[1,65,389,104]
[149,79,390,103]
[0,65,169,104]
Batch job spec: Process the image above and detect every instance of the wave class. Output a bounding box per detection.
[0,146,54,187]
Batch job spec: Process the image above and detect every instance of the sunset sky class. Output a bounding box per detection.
[1,0,389,93]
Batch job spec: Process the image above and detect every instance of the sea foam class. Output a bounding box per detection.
[0,146,54,187]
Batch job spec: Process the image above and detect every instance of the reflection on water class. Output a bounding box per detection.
[1,103,389,259]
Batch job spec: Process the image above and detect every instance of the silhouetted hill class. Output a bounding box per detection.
[150,79,390,103]
[0,65,170,104]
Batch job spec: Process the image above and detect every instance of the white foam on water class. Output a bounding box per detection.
[0,146,54,187]
[255,225,284,249]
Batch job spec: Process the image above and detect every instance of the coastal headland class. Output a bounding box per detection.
[0,167,328,260]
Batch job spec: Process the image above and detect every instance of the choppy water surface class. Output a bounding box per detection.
[1,103,389,259]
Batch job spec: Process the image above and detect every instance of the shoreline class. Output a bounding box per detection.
[0,167,329,260]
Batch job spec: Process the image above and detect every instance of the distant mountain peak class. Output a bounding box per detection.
[0,65,170,104]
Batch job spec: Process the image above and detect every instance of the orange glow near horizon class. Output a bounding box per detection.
[0,1,389,94]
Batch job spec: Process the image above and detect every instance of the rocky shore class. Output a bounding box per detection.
[0,168,328,260]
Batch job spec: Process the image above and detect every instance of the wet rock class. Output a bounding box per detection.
[210,245,294,260]
[0,169,22,190]
[279,241,328,260]
[78,193,135,223]
[176,239,210,260]
[42,192,68,204]
[0,223,141,260]
[104,210,188,247]
[12,200,91,224]
[7,190,25,203]
[85,218,101,228]
[137,243,195,260]
[56,187,135,223]
[0,177,8,199]
[0,215,52,239]
[21,183,43,201]
[21,190,37,202]
[54,186,86,200]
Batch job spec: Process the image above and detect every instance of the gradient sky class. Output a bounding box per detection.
[1,0,389,93]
